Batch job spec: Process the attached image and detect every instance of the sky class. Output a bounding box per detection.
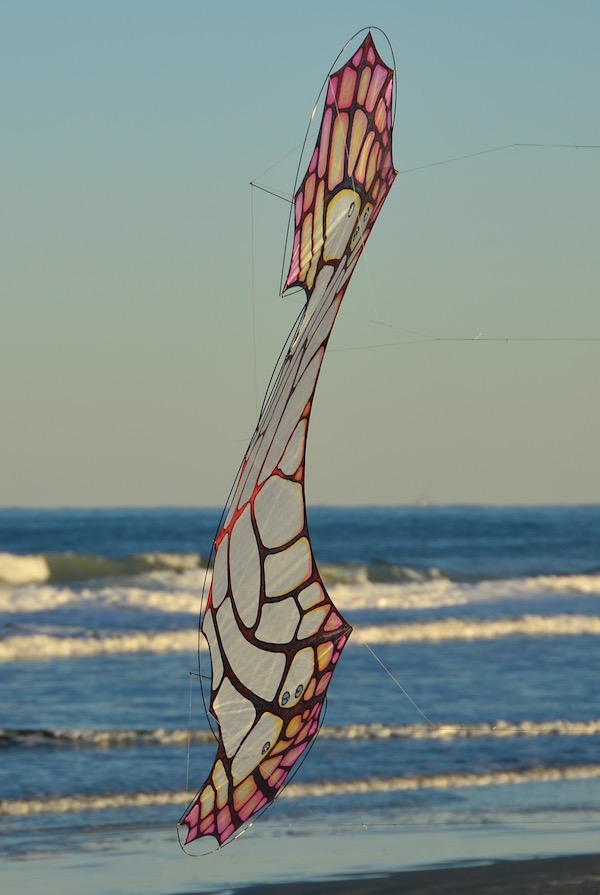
[1,0,599,507]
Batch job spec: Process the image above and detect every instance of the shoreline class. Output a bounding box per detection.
[4,821,600,895]
[235,853,600,895]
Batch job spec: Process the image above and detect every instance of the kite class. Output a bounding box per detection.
[178,30,396,850]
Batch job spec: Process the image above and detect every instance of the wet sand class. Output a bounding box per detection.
[236,853,600,895]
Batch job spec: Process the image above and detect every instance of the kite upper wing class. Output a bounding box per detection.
[179,31,396,850]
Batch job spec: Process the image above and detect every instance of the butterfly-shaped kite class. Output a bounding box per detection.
[179,30,396,849]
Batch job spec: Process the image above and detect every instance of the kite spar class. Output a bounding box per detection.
[179,30,397,850]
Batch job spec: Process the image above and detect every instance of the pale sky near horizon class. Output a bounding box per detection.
[2,1,599,507]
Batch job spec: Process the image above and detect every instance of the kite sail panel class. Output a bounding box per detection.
[285,32,396,294]
[179,30,396,850]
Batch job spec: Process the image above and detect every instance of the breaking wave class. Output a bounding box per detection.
[4,548,599,594]
[0,727,210,748]
[0,630,198,662]
[285,764,600,799]
[3,764,600,817]
[2,614,599,662]
[0,583,201,615]
[320,563,448,587]
[323,718,600,741]
[2,563,599,620]
[356,614,600,643]
[0,551,204,586]
[3,718,599,750]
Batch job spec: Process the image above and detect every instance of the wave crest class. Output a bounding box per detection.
[2,615,599,662]
[3,718,599,750]
[3,764,600,817]
[0,551,204,586]
[357,614,600,643]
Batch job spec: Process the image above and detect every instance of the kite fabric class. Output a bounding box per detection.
[179,31,396,849]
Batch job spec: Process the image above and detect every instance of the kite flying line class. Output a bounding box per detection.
[250,135,599,353]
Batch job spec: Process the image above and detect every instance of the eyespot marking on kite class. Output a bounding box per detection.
[279,647,315,708]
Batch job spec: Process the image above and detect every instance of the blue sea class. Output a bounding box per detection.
[1,505,600,891]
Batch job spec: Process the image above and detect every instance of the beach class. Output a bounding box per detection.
[3,822,599,895]
[238,854,600,895]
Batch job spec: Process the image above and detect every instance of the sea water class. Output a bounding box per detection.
[1,506,599,880]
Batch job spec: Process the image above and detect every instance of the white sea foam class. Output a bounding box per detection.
[0,585,79,614]
[356,614,600,643]
[329,578,469,611]
[323,718,600,740]
[3,764,600,817]
[2,614,599,662]
[329,572,600,613]
[0,578,204,615]
[0,553,50,586]
[334,571,600,612]
[0,551,203,587]
[284,764,600,799]
[525,574,600,595]
[0,728,212,748]
[3,565,599,619]
[0,630,198,662]
[0,789,189,816]
[3,718,598,749]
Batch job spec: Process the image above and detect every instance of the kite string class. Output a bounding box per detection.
[356,641,579,737]
[250,186,260,420]
[185,671,196,791]
[400,140,600,175]
[359,636,438,728]
[330,334,600,352]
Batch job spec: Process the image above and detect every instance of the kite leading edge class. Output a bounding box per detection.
[178,29,397,851]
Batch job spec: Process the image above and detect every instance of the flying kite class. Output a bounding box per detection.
[178,29,397,850]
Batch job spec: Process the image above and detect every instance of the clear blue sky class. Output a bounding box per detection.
[2,1,598,506]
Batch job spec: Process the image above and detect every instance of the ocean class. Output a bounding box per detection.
[1,505,600,890]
